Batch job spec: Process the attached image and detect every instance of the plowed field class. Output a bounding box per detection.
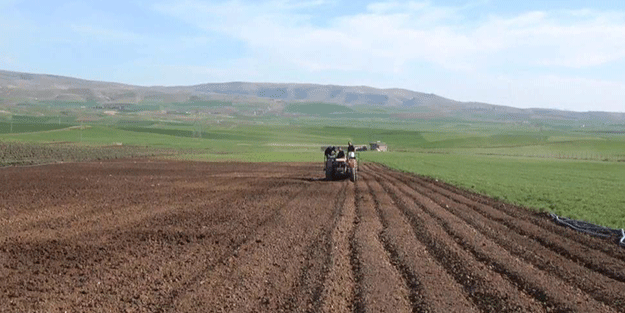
[1,160,624,312]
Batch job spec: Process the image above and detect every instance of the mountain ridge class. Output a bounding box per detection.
[1,70,624,122]
[0,69,502,109]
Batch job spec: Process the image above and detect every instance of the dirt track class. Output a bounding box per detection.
[1,160,624,312]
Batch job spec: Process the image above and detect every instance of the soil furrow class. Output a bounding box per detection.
[0,162,268,240]
[1,161,317,312]
[390,170,625,284]
[169,178,342,312]
[367,170,547,313]
[3,160,623,312]
[351,178,412,313]
[374,170,615,313]
[4,180,305,312]
[318,182,357,313]
[389,171,625,312]
[349,185,365,313]
[361,173,479,313]
[380,162,625,261]
[281,181,349,312]
[159,184,313,312]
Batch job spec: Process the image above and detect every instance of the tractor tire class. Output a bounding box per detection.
[326,166,333,181]
[350,168,357,182]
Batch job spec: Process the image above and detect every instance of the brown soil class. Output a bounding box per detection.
[1,160,624,312]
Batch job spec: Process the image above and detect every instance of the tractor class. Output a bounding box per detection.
[324,146,358,182]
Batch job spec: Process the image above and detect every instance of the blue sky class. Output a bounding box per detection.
[1,0,625,112]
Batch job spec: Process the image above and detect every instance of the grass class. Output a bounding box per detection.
[361,152,625,229]
[0,122,74,134]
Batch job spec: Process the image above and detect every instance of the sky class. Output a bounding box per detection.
[1,0,625,112]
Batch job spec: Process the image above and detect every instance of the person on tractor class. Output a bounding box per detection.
[324,146,334,159]
[347,141,355,159]
[336,147,345,159]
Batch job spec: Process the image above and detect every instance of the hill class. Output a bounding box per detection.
[1,69,624,123]
[0,70,459,108]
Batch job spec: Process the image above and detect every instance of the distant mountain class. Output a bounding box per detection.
[190,82,460,108]
[0,70,188,104]
[1,69,624,123]
[0,70,458,107]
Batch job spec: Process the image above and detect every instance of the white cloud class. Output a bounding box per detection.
[478,10,625,68]
[151,0,625,111]
[154,1,625,73]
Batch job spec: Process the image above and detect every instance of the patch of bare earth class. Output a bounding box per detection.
[1,160,623,312]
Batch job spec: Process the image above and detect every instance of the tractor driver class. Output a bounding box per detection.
[347,141,355,159]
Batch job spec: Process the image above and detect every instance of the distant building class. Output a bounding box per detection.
[369,141,388,152]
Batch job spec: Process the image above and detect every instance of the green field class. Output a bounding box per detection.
[361,152,625,228]
[0,122,74,133]
[1,106,624,229]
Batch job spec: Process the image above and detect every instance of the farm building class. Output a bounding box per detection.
[370,141,388,152]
